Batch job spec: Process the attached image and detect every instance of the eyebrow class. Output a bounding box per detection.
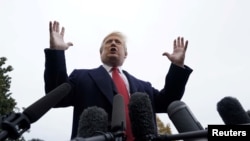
[105,38,122,43]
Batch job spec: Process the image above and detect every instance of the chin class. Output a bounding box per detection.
[107,54,119,58]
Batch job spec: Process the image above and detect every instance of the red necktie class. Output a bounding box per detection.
[112,67,134,141]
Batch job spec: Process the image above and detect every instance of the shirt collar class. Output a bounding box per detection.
[102,64,123,73]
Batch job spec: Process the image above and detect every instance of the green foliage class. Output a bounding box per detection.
[0,57,16,115]
[0,57,44,141]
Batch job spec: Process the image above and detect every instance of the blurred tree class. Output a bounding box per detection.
[156,115,172,134]
[0,57,16,115]
[0,57,43,141]
[156,115,178,141]
[0,57,25,141]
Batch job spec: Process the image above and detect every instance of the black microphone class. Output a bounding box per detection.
[71,95,126,141]
[72,106,110,141]
[111,94,126,141]
[23,82,72,123]
[247,110,250,118]
[128,92,157,141]
[0,82,71,140]
[167,100,207,141]
[111,94,126,131]
[77,106,108,138]
[156,130,208,141]
[217,96,250,125]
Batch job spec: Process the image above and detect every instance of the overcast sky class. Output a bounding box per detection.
[1,0,250,140]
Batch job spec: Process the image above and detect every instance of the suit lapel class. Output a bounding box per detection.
[123,70,137,94]
[89,66,116,104]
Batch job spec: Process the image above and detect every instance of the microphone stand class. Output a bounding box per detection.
[71,130,126,141]
[153,130,208,141]
[113,121,126,141]
[72,122,126,141]
[0,112,31,141]
[0,83,70,141]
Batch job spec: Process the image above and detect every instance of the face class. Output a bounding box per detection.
[100,34,127,67]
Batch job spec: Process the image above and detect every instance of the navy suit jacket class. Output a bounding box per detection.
[44,49,193,139]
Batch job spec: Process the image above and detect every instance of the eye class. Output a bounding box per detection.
[115,39,121,44]
[105,39,112,44]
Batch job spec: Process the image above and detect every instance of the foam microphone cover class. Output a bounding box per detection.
[77,106,108,138]
[217,96,250,124]
[23,83,71,123]
[247,110,250,118]
[128,92,157,140]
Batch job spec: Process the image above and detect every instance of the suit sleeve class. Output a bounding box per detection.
[43,49,78,107]
[154,63,193,113]
[44,49,68,93]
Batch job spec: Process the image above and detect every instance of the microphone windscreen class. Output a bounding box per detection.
[77,106,108,138]
[167,100,204,132]
[217,96,250,124]
[128,92,157,140]
[111,94,126,131]
[23,83,71,123]
[247,110,250,118]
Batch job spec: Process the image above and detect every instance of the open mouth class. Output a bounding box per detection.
[110,47,117,52]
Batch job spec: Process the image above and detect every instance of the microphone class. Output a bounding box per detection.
[247,110,250,118]
[77,106,108,138]
[167,100,207,141]
[217,96,250,125]
[156,130,208,141]
[71,95,126,141]
[72,111,113,141]
[111,94,126,140]
[128,92,157,141]
[0,82,71,140]
[23,82,72,123]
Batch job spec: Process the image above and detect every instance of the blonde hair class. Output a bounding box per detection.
[100,31,127,53]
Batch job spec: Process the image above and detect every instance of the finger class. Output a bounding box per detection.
[52,21,57,31]
[55,21,59,32]
[173,39,177,49]
[162,52,170,57]
[177,36,181,47]
[60,27,65,37]
[67,42,74,47]
[181,37,184,47]
[184,40,188,50]
[49,21,52,32]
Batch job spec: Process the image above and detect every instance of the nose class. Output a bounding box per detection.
[111,40,116,44]
[111,40,117,46]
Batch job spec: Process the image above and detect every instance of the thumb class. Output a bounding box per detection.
[67,42,74,47]
[162,52,170,58]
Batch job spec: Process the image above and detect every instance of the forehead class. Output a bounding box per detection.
[104,35,123,42]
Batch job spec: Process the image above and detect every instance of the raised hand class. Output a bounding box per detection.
[49,21,73,50]
[162,37,188,68]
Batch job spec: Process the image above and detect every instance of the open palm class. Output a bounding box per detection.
[162,37,188,68]
[49,21,73,50]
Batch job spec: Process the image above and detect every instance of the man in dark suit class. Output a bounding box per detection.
[44,21,193,140]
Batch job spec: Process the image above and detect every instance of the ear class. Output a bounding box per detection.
[124,52,128,58]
